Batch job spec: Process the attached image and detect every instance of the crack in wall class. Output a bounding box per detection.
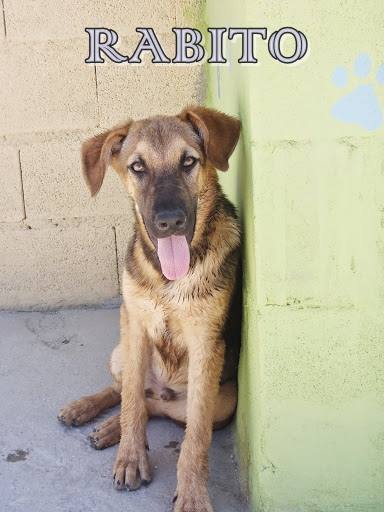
[17,150,26,220]
[1,0,6,38]
[93,65,100,127]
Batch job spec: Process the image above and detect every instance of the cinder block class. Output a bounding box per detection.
[0,223,119,309]
[0,146,24,222]
[176,0,204,25]
[5,0,177,42]
[252,137,384,309]
[256,305,384,509]
[20,136,132,219]
[97,59,203,126]
[0,41,97,135]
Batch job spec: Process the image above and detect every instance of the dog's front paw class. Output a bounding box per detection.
[173,484,213,512]
[113,440,151,491]
[57,397,98,427]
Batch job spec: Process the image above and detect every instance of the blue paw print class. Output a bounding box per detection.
[331,54,384,131]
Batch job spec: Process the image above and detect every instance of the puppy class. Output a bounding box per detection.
[58,106,242,512]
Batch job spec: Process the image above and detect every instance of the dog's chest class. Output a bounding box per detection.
[143,306,189,394]
[122,280,189,389]
[153,297,188,366]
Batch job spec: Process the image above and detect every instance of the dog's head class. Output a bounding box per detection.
[81,107,241,281]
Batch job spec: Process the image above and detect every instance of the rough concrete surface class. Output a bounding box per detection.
[4,0,178,42]
[0,307,247,512]
[0,41,98,136]
[0,146,24,222]
[20,137,132,220]
[0,0,203,310]
[0,224,120,310]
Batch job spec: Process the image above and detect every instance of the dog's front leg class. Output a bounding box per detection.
[174,327,225,512]
[113,307,151,491]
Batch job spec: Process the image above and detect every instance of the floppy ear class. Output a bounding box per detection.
[180,106,241,171]
[81,122,131,196]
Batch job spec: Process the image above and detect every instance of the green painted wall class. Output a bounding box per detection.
[204,1,384,511]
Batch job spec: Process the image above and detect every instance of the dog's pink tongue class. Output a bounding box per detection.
[157,235,190,281]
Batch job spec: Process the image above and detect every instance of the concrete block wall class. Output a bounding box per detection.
[206,1,384,511]
[0,1,203,309]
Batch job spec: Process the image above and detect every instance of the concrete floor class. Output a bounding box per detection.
[0,307,247,512]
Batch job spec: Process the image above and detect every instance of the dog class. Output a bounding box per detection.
[58,106,242,512]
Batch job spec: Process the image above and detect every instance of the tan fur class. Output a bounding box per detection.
[58,107,241,512]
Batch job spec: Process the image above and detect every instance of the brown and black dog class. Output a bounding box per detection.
[58,106,242,512]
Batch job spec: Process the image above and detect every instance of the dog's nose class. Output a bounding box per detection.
[154,209,187,234]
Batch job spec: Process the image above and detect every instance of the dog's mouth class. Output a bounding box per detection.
[141,219,194,281]
[140,208,195,281]
[157,235,190,281]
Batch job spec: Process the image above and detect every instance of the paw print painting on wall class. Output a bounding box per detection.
[331,54,384,131]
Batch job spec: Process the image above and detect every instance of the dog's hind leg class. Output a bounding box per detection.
[58,386,121,427]
[86,381,237,450]
[146,380,238,430]
[58,328,124,428]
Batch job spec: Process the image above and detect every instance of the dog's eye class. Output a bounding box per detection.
[183,156,197,168]
[129,161,145,173]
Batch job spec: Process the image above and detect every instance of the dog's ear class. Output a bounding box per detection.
[180,106,241,171]
[81,122,131,196]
